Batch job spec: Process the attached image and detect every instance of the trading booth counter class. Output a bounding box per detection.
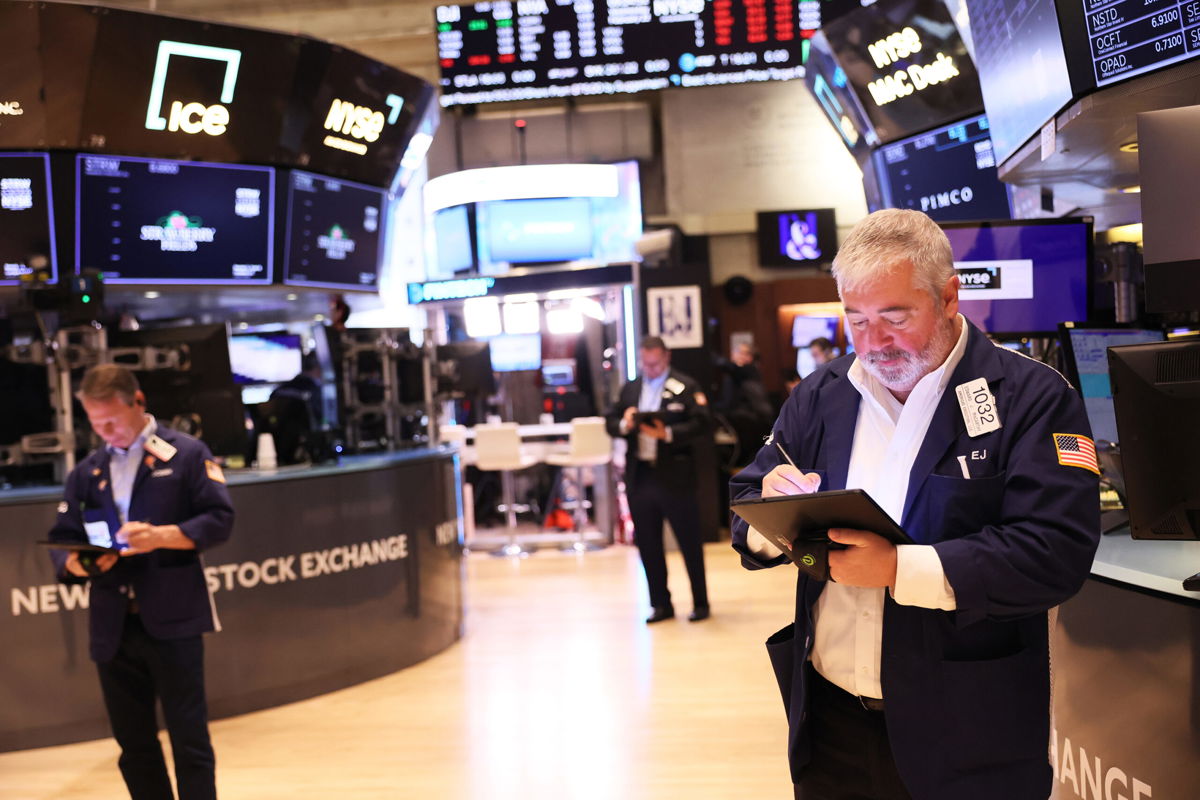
[0,448,464,752]
[1049,532,1200,800]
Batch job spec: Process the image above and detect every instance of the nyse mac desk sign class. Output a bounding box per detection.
[822,0,984,143]
[0,454,463,751]
[79,8,302,162]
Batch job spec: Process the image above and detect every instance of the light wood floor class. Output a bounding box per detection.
[1,543,799,799]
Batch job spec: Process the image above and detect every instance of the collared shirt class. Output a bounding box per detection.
[811,315,968,699]
[106,415,156,525]
[635,372,669,461]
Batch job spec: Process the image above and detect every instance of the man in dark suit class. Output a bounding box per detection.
[731,210,1100,799]
[606,336,711,623]
[48,364,234,800]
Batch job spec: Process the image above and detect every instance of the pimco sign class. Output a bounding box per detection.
[144,40,242,137]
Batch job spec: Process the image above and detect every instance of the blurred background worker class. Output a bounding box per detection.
[607,336,711,624]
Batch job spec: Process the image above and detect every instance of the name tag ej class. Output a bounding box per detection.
[955,377,1002,438]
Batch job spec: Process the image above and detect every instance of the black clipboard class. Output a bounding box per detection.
[37,540,120,554]
[732,489,913,571]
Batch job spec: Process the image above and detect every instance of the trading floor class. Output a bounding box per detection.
[1,543,797,800]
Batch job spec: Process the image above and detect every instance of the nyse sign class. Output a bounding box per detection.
[321,93,406,156]
[864,27,962,107]
[144,41,243,137]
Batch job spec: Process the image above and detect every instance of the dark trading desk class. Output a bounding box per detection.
[1049,532,1200,800]
[0,449,464,752]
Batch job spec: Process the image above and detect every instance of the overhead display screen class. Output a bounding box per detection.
[1058,0,1200,88]
[229,332,304,385]
[757,208,838,267]
[0,154,57,285]
[478,197,593,265]
[964,0,1075,164]
[76,155,274,285]
[434,0,817,107]
[804,32,878,159]
[78,8,302,162]
[822,0,984,143]
[0,4,47,148]
[283,170,386,290]
[942,218,1092,336]
[872,114,1011,221]
[281,41,437,188]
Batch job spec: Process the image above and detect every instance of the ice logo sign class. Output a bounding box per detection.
[144,41,242,137]
[778,212,822,262]
[318,225,357,260]
[140,211,217,252]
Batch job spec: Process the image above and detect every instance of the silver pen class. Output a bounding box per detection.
[775,441,798,469]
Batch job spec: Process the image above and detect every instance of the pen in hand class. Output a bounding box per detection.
[775,441,798,469]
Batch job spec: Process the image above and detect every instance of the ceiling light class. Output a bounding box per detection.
[286,293,298,301]
[1119,185,1141,193]
[1119,141,1139,153]
[143,291,160,299]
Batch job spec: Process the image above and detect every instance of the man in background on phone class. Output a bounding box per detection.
[47,364,234,800]
[730,210,1100,799]
[607,336,712,623]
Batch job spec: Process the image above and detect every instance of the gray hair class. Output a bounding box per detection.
[831,209,956,301]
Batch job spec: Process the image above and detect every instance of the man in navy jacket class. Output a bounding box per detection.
[731,210,1100,800]
[49,364,234,800]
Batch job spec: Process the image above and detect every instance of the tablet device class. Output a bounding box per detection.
[37,540,120,553]
[731,489,913,555]
[634,411,667,427]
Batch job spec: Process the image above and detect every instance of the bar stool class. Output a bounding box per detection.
[544,416,612,552]
[473,423,540,557]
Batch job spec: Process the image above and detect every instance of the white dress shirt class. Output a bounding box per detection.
[106,415,157,526]
[750,316,969,699]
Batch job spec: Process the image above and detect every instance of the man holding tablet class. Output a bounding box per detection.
[47,364,234,800]
[731,210,1101,800]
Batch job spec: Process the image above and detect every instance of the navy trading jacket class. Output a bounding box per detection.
[48,425,234,662]
[730,321,1100,800]
[605,369,710,492]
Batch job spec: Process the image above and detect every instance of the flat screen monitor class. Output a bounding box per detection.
[804,31,878,159]
[489,333,542,372]
[433,204,475,275]
[1057,0,1200,92]
[1109,340,1200,540]
[479,197,593,265]
[108,323,246,456]
[757,209,838,268]
[821,0,984,144]
[542,360,576,387]
[229,332,304,385]
[436,340,497,397]
[1057,324,1165,445]
[872,115,1011,222]
[283,170,386,290]
[0,153,57,284]
[791,315,841,349]
[941,217,1093,336]
[75,155,274,284]
[963,0,1074,165]
[434,0,815,108]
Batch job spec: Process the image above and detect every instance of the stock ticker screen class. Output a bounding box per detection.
[1058,0,1200,89]
[434,0,825,106]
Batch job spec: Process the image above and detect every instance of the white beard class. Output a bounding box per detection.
[859,317,958,395]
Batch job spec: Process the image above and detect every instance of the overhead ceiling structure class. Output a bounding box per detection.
[108,0,443,83]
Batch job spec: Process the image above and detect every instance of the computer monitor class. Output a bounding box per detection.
[109,324,246,456]
[1109,341,1200,541]
[229,333,304,386]
[542,360,576,387]
[478,197,593,265]
[436,340,497,397]
[489,334,542,372]
[757,209,838,268]
[1057,324,1165,445]
[282,170,387,290]
[941,217,1093,336]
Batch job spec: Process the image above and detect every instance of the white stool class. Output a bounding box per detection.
[474,423,540,557]
[544,417,612,552]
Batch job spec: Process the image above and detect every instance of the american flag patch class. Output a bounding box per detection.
[1053,433,1099,475]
